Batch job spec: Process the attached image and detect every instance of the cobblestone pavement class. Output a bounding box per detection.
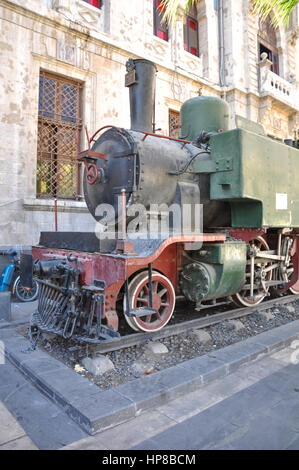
[62,346,299,451]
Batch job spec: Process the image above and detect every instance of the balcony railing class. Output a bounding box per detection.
[258,54,298,110]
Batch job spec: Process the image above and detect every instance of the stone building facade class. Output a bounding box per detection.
[0,0,298,247]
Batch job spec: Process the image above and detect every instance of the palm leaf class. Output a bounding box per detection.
[159,0,198,26]
[252,0,298,27]
[159,0,298,28]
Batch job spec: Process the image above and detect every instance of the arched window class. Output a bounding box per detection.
[183,4,199,56]
[258,17,279,75]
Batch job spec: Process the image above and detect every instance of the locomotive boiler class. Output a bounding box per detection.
[25,58,299,344]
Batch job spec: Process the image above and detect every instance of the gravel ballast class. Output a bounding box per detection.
[17,298,299,391]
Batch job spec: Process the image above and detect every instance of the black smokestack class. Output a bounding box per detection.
[125,58,157,133]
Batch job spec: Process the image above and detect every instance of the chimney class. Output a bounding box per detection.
[125,58,157,133]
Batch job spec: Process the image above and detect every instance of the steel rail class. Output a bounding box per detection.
[90,294,299,354]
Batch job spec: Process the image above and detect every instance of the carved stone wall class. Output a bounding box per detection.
[53,0,106,32]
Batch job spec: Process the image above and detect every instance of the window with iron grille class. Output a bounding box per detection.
[37,72,83,199]
[82,0,103,8]
[169,110,181,139]
[183,5,199,57]
[154,0,169,41]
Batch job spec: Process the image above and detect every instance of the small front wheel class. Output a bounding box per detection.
[13,276,39,302]
[123,271,176,333]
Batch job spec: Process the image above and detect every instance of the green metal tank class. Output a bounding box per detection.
[180,96,230,142]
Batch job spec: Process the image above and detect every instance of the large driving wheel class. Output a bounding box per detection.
[231,236,272,307]
[285,261,299,295]
[123,271,176,333]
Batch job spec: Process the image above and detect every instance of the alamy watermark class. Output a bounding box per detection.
[0,341,5,365]
[94,197,204,250]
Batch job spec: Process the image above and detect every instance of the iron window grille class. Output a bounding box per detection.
[37,72,83,200]
[154,0,169,41]
[169,110,181,139]
[183,5,199,57]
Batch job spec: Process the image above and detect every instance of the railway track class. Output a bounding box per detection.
[80,294,299,355]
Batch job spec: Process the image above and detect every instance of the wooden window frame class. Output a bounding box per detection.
[183,8,199,57]
[258,17,279,75]
[153,0,169,41]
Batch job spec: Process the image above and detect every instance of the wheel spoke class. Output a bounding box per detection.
[158,288,167,297]
[137,297,148,304]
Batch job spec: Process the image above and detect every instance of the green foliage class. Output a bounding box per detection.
[159,0,298,27]
[159,0,197,26]
[252,0,298,27]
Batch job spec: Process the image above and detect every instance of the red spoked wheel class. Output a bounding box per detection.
[123,271,176,333]
[231,236,272,307]
[86,163,98,185]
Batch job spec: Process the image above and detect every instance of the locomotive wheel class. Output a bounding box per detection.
[123,271,176,333]
[286,262,299,295]
[271,237,299,296]
[231,236,272,308]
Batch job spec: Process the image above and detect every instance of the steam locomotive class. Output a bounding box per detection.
[24,58,299,344]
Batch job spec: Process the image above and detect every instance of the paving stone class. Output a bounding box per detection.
[69,390,136,435]
[263,395,299,432]
[0,363,88,450]
[0,436,38,450]
[199,370,257,402]
[144,341,168,354]
[227,320,245,331]
[115,370,172,413]
[0,403,26,445]
[227,413,298,450]
[157,387,223,423]
[286,437,299,450]
[190,329,212,344]
[208,339,268,373]
[246,321,299,352]
[93,410,176,450]
[61,435,109,450]
[32,368,98,407]
[82,355,114,376]
[176,355,227,385]
[133,406,240,450]
[287,305,296,313]
[0,292,11,321]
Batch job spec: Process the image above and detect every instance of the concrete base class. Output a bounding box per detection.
[1,320,299,436]
[0,292,11,322]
